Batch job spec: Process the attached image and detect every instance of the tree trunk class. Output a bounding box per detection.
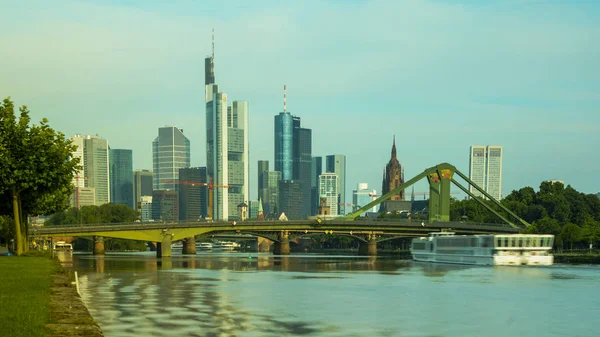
[11,187,23,256]
[18,197,29,253]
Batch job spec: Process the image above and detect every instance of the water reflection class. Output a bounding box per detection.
[62,253,599,337]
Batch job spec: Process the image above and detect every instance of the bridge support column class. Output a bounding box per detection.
[359,235,377,256]
[93,236,105,255]
[182,237,196,255]
[157,234,172,258]
[273,230,290,255]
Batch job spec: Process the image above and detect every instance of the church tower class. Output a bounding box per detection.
[381,136,405,200]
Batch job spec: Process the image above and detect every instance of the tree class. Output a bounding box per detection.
[560,223,581,251]
[0,98,80,255]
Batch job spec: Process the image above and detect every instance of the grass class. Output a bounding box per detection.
[0,255,56,337]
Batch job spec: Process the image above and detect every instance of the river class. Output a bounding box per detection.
[57,251,599,337]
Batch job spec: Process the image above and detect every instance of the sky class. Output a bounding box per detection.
[1,0,599,204]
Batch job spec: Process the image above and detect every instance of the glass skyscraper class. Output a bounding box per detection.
[152,126,190,191]
[109,149,133,209]
[274,112,294,180]
[326,154,346,215]
[70,134,110,205]
[469,145,503,200]
[311,157,322,216]
[134,169,153,207]
[178,167,208,221]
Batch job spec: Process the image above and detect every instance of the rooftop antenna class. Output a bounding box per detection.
[211,28,215,79]
[284,85,287,113]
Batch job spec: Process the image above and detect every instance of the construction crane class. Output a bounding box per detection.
[161,178,230,220]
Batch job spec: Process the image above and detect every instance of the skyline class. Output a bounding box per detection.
[2,0,599,200]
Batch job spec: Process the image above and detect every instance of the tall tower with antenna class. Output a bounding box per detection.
[205,29,215,86]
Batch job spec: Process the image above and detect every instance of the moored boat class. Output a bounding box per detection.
[196,242,213,250]
[212,241,236,251]
[410,232,554,266]
[53,241,73,252]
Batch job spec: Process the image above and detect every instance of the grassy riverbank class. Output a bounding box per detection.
[0,254,55,337]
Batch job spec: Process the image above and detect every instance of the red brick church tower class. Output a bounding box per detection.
[381,136,405,200]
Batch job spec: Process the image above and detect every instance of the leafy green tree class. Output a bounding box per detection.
[526,217,560,235]
[560,223,581,250]
[0,98,80,255]
[580,217,600,250]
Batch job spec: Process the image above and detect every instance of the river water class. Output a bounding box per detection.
[58,251,599,337]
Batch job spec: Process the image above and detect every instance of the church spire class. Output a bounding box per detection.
[391,135,397,159]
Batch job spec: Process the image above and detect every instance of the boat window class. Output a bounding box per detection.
[518,238,523,247]
[510,238,516,247]
[496,237,502,247]
[504,237,509,247]
[525,237,530,247]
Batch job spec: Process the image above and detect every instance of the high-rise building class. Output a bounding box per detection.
[178,167,208,221]
[381,137,404,201]
[274,111,294,180]
[326,154,346,215]
[261,171,281,216]
[319,173,338,216]
[109,149,134,209]
[248,200,259,219]
[311,157,322,216]
[352,183,377,216]
[140,196,153,221]
[152,190,179,222]
[293,120,312,219]
[205,34,249,220]
[227,101,249,219]
[278,180,303,220]
[70,134,110,206]
[134,170,153,207]
[152,126,190,191]
[469,145,503,200]
[257,160,269,199]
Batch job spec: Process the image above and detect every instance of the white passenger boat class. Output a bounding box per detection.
[53,241,73,252]
[212,241,236,251]
[196,242,213,250]
[410,232,554,266]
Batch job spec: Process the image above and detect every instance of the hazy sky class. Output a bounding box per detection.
[2,0,599,203]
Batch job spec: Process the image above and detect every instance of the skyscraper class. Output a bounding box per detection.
[278,180,303,220]
[274,112,294,180]
[469,145,503,200]
[293,120,312,219]
[178,167,208,221]
[352,183,377,216]
[319,173,338,216]
[152,126,190,191]
[381,137,404,201]
[311,156,322,216]
[261,171,281,216]
[326,154,346,215]
[134,170,153,206]
[70,134,110,205]
[257,160,269,199]
[205,33,249,220]
[109,149,133,209]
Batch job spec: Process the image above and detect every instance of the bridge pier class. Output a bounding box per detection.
[359,235,377,256]
[182,237,196,255]
[156,234,173,258]
[93,236,105,255]
[273,230,290,255]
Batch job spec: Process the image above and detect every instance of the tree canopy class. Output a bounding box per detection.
[0,97,80,255]
[450,181,600,250]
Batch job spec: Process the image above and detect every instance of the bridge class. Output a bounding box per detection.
[32,163,528,257]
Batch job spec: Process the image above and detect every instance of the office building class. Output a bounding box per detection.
[326,154,346,215]
[261,171,281,216]
[70,134,110,206]
[205,34,249,220]
[319,173,338,216]
[134,170,153,207]
[248,200,259,219]
[274,112,294,180]
[178,167,208,221]
[352,183,377,216]
[152,190,179,222]
[381,137,405,201]
[109,149,134,209]
[278,180,303,220]
[311,157,322,216]
[140,196,153,221]
[152,126,190,191]
[69,187,96,208]
[257,160,269,199]
[469,145,503,200]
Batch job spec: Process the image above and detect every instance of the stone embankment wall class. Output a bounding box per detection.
[46,266,104,337]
